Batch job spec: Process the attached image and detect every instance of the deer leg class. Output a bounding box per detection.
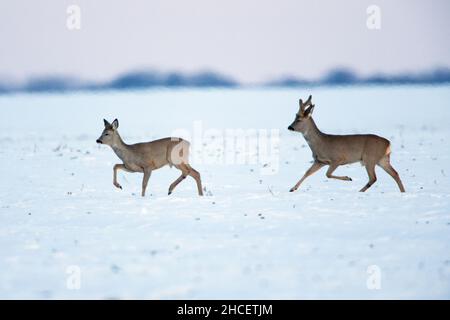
[326,164,352,181]
[186,165,204,196]
[359,164,377,192]
[141,168,152,197]
[174,163,203,196]
[113,164,131,189]
[168,173,187,195]
[378,156,406,192]
[168,164,203,196]
[290,162,325,192]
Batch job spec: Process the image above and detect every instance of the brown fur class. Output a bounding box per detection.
[97,119,203,197]
[287,96,405,192]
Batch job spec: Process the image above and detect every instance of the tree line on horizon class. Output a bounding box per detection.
[0,67,449,94]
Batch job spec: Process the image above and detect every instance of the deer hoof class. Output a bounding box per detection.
[346,177,352,181]
[168,191,172,195]
[289,187,296,192]
[114,183,122,189]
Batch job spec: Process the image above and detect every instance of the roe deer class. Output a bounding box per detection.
[96,119,203,197]
[287,95,405,192]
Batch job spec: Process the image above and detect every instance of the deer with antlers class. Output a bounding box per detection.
[287,95,405,192]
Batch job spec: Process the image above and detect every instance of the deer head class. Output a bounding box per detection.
[288,95,315,133]
[96,119,119,146]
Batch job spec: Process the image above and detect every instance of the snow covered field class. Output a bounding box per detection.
[0,85,449,299]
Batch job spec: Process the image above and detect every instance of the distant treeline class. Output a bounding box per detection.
[0,71,237,94]
[267,67,450,87]
[1,67,450,94]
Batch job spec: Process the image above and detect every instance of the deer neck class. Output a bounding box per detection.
[111,132,130,161]
[302,118,325,149]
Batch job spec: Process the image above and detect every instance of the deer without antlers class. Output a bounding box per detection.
[96,119,203,197]
[287,95,405,193]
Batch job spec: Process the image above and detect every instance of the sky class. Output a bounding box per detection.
[0,0,449,84]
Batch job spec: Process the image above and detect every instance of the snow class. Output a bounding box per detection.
[0,85,449,299]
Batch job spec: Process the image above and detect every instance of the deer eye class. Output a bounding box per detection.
[105,133,109,136]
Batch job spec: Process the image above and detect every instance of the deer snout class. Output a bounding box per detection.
[288,125,294,131]
[96,139,102,144]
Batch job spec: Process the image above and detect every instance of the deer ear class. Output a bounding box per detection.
[103,119,111,127]
[304,104,315,117]
[111,119,119,130]
[305,95,312,104]
[299,99,304,114]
